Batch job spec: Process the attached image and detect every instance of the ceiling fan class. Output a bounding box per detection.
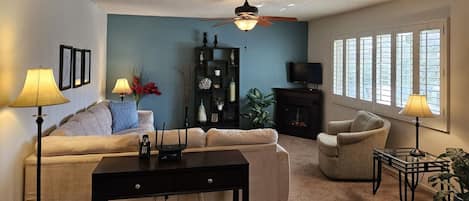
[206,0,298,32]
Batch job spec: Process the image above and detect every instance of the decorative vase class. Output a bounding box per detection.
[216,99,224,111]
[203,32,208,47]
[214,69,221,77]
[199,51,204,64]
[230,50,235,65]
[229,78,236,102]
[198,99,207,123]
[214,34,218,47]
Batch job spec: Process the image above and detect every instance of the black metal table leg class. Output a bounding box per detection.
[399,171,403,201]
[411,172,415,201]
[404,172,408,201]
[242,186,249,201]
[233,189,239,201]
[373,156,376,194]
[373,156,382,194]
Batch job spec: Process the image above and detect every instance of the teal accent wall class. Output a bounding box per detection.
[106,14,308,128]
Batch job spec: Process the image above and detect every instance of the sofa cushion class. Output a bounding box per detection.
[206,128,278,147]
[87,101,113,135]
[148,128,206,148]
[40,133,139,156]
[113,127,151,135]
[350,111,384,132]
[73,111,107,135]
[109,101,139,133]
[317,133,339,157]
[50,118,86,136]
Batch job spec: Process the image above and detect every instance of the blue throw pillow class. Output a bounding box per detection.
[109,101,139,133]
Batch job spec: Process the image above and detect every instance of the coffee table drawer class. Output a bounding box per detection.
[176,167,247,191]
[93,174,175,198]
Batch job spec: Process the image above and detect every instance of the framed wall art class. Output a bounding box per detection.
[59,45,73,90]
[82,49,91,85]
[73,48,83,88]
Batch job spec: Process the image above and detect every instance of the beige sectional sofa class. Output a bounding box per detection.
[23,101,290,201]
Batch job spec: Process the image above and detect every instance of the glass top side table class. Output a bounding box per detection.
[373,148,450,201]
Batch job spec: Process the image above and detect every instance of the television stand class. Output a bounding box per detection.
[273,88,323,139]
[305,83,319,90]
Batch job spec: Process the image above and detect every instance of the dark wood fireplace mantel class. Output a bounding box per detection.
[273,88,323,139]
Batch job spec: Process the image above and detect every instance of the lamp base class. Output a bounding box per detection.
[410,149,426,157]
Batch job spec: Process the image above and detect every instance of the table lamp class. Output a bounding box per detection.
[399,94,433,157]
[9,68,70,201]
[112,78,132,101]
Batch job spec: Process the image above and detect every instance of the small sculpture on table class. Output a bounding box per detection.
[155,107,189,161]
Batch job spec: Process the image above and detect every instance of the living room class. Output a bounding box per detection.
[1,0,469,201]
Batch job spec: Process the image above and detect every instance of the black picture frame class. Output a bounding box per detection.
[82,49,91,85]
[59,45,73,90]
[73,48,84,88]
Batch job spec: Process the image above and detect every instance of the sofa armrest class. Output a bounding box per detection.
[327,120,353,135]
[337,129,380,145]
[138,110,154,131]
[276,145,290,201]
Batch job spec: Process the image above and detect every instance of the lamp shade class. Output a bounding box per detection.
[399,94,433,118]
[112,78,132,94]
[10,68,70,107]
[234,19,258,31]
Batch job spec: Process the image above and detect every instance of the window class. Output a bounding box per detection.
[376,34,392,105]
[420,29,441,115]
[346,38,357,98]
[396,32,413,108]
[331,20,447,131]
[360,36,373,101]
[333,40,344,96]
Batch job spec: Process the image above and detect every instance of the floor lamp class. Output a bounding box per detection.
[112,78,132,101]
[9,68,70,201]
[399,94,433,157]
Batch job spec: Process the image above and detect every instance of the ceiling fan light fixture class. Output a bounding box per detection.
[234,19,258,32]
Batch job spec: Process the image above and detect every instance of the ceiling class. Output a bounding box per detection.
[94,0,391,21]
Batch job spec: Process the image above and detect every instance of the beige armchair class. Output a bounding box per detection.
[317,111,391,180]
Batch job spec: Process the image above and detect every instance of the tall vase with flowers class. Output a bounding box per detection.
[131,74,162,107]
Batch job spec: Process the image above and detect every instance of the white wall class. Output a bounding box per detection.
[0,0,107,200]
[309,0,469,154]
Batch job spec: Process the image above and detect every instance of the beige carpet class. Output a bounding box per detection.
[277,134,434,201]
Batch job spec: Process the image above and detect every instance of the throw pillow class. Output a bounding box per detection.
[109,101,139,133]
[350,111,384,132]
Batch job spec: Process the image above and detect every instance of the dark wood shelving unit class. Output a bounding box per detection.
[194,47,240,130]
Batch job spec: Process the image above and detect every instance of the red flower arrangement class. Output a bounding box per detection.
[131,75,161,106]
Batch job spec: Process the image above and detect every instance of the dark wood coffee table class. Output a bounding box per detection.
[92,150,249,201]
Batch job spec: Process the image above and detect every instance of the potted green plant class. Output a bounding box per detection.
[241,88,275,128]
[429,148,469,201]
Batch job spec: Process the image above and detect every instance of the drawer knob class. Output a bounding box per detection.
[207,178,214,184]
[134,184,141,190]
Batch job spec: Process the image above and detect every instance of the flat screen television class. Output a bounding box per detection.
[288,62,322,84]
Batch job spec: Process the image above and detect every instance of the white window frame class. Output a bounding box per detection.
[331,19,449,132]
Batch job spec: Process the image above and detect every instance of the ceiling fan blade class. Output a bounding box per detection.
[259,16,298,22]
[213,20,234,27]
[257,18,272,27]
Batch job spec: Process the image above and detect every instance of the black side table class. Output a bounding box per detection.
[92,150,249,201]
[373,148,450,201]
